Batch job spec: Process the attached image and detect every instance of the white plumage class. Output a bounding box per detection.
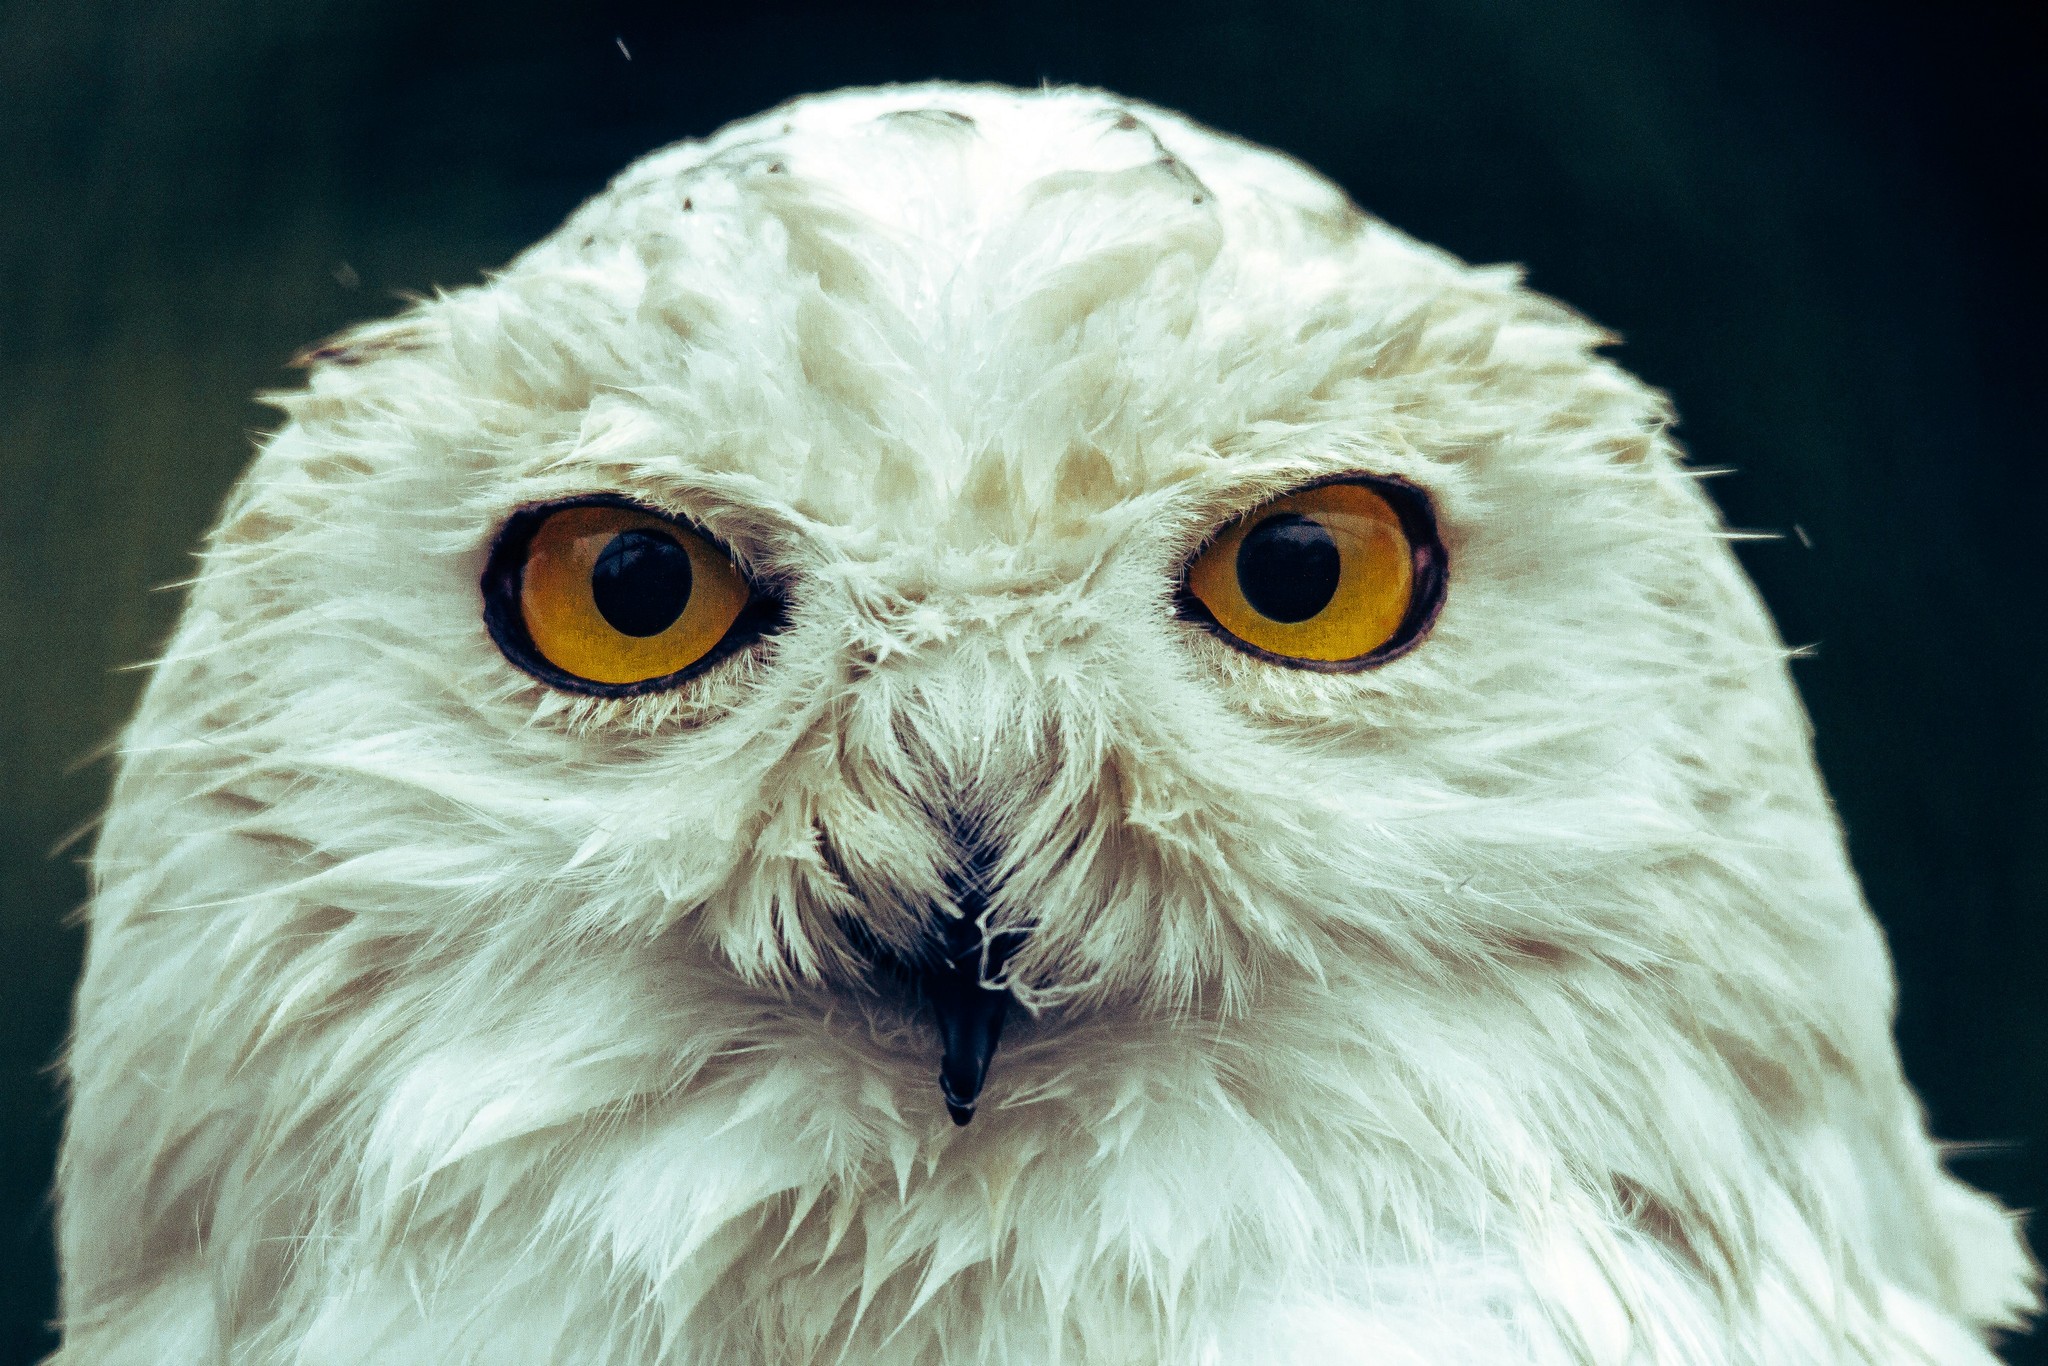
[54,85,2034,1363]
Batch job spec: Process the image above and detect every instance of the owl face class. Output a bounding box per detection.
[177,84,1811,1134]
[66,83,2035,1361]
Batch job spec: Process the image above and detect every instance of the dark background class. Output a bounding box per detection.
[1,0,2040,1359]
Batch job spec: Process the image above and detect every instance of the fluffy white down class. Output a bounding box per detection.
[53,85,2035,1364]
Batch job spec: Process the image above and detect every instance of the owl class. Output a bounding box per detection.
[53,84,2035,1364]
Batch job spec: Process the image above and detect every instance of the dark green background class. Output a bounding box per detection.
[2,1,2040,1359]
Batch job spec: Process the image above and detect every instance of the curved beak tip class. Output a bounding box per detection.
[928,980,1012,1128]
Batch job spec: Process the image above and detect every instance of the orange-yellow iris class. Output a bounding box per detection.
[1186,481,1415,663]
[518,504,750,686]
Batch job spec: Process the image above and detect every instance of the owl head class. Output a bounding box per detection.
[60,84,2029,1361]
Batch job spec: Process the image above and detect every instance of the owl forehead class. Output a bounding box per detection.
[479,87,1438,548]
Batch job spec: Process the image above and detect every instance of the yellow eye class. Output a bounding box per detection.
[482,498,779,694]
[1182,477,1445,669]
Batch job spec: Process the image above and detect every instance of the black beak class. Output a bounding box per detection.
[922,903,1020,1126]
[927,967,1010,1124]
[830,809,1026,1126]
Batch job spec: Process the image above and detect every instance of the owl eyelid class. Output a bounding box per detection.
[480,492,788,699]
[503,489,783,574]
[1173,470,1448,673]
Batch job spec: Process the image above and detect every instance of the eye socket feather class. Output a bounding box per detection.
[482,496,783,697]
[1179,475,1446,671]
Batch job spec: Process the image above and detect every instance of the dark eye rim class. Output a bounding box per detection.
[480,492,787,698]
[1175,471,1448,673]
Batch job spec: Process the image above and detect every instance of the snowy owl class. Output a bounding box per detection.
[54,84,2035,1364]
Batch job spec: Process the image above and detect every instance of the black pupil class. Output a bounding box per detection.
[590,529,693,637]
[1235,512,1341,623]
